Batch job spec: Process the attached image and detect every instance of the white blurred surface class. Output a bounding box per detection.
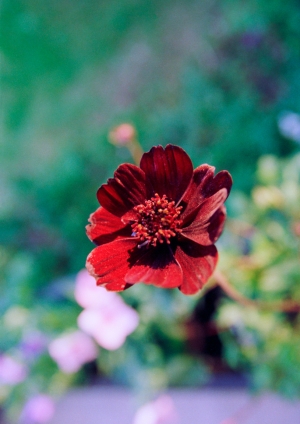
[49,385,300,424]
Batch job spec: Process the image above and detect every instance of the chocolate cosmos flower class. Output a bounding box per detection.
[86,145,232,295]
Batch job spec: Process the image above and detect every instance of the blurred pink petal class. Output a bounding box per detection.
[77,302,139,350]
[48,331,98,373]
[21,394,55,423]
[75,269,119,309]
[0,354,27,385]
[75,269,139,350]
[133,395,178,424]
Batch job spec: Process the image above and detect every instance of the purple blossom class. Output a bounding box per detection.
[0,354,27,385]
[278,111,300,143]
[20,395,55,424]
[20,332,47,359]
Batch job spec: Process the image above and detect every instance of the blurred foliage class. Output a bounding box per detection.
[1,0,300,421]
[217,153,300,397]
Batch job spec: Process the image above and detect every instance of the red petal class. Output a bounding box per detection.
[181,166,232,221]
[175,242,218,295]
[121,209,139,224]
[181,189,227,245]
[86,207,131,245]
[140,145,193,204]
[181,165,215,218]
[125,245,182,288]
[205,170,233,198]
[97,164,146,217]
[86,238,140,291]
[207,205,226,243]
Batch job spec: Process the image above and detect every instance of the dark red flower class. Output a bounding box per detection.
[86,145,232,295]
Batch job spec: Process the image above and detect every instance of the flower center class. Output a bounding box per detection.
[131,193,183,248]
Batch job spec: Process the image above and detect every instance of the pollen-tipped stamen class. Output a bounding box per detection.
[131,193,183,247]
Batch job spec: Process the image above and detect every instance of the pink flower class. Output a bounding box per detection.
[133,395,178,424]
[75,269,119,309]
[21,394,55,423]
[75,270,139,350]
[48,331,98,374]
[77,303,139,350]
[0,354,27,385]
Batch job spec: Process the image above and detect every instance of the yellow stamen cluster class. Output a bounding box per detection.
[131,193,183,248]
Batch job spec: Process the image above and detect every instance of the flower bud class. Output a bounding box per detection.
[109,123,136,146]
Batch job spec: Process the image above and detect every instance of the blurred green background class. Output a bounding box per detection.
[1,0,300,421]
[0,0,300,286]
[2,0,300,289]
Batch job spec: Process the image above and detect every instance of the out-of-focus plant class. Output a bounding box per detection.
[0,265,205,423]
[215,153,300,398]
[2,0,300,420]
[2,140,299,423]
